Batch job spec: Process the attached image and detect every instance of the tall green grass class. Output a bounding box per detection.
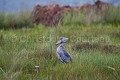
[63,6,120,26]
[0,5,120,80]
[0,11,32,29]
[0,24,120,80]
[0,6,120,29]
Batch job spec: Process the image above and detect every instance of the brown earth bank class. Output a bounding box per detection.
[72,42,120,53]
[31,0,113,26]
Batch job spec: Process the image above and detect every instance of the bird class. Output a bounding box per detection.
[56,37,72,63]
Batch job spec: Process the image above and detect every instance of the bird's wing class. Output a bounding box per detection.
[57,50,72,63]
[63,50,71,57]
[57,52,66,62]
[63,50,72,61]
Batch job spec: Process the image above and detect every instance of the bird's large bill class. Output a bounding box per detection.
[56,40,61,45]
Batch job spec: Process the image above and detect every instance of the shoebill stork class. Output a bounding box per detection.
[56,37,72,63]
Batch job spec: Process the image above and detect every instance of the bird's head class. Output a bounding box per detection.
[56,37,68,45]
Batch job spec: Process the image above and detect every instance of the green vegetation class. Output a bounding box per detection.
[0,7,120,80]
[0,24,120,80]
[0,11,32,29]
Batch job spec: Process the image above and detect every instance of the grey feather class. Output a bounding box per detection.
[56,37,72,63]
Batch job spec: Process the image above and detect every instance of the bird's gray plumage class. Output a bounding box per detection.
[56,37,72,63]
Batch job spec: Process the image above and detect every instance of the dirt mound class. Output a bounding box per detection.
[31,0,113,26]
[72,42,120,53]
[31,4,63,26]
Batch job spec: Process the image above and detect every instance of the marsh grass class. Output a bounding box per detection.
[63,6,120,26]
[0,24,120,80]
[0,11,32,29]
[0,6,120,29]
[0,6,120,80]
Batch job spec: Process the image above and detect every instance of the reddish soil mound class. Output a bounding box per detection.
[31,4,65,26]
[31,0,112,26]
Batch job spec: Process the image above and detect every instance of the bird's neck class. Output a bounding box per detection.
[58,43,65,49]
[57,43,65,53]
[59,43,64,47]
